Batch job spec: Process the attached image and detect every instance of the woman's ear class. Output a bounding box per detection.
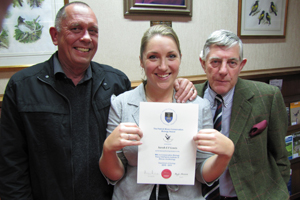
[139,56,144,68]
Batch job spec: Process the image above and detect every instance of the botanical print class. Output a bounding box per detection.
[14,15,43,43]
[0,0,63,67]
[0,29,9,49]
[12,0,46,8]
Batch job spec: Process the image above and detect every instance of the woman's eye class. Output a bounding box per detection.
[149,55,157,59]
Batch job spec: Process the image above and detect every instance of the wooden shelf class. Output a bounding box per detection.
[0,66,28,72]
[288,124,300,135]
[290,192,300,200]
[291,157,300,199]
[0,94,3,107]
[291,157,300,165]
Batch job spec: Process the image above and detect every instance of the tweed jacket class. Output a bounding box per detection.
[195,78,290,200]
[106,83,214,200]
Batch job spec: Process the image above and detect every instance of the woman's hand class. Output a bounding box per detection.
[104,122,143,152]
[99,123,143,181]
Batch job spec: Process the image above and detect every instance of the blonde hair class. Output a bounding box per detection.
[140,25,181,60]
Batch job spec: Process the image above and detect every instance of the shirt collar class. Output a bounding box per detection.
[207,84,235,108]
[53,54,92,82]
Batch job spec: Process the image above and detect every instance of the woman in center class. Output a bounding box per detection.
[99,25,234,200]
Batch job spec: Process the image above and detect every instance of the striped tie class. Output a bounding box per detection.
[213,95,223,132]
[202,95,223,200]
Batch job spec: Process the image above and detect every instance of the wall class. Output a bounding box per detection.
[0,0,299,94]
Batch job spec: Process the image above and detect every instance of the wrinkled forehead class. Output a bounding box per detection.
[207,44,240,59]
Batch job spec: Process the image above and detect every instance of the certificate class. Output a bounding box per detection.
[137,102,198,185]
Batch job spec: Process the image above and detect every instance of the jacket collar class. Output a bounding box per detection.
[229,78,254,144]
[37,52,106,97]
[127,83,147,125]
[128,83,147,106]
[36,53,56,85]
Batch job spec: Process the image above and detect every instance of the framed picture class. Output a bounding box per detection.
[124,0,192,16]
[238,0,288,38]
[150,21,172,27]
[0,0,68,68]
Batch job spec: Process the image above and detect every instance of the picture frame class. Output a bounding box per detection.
[0,0,68,68]
[238,0,288,38]
[124,0,192,17]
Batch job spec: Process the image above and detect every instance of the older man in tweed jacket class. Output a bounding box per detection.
[195,29,290,200]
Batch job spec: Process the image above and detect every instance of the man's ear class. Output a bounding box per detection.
[199,57,206,72]
[49,27,58,46]
[239,58,247,72]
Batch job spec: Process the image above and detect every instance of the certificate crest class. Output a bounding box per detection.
[161,108,177,125]
[165,112,173,123]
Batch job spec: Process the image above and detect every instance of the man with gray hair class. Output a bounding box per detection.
[196,29,290,200]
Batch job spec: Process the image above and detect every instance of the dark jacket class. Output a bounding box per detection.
[196,78,290,200]
[0,53,131,200]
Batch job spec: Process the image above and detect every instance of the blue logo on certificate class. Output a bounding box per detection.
[165,112,173,123]
[161,109,177,125]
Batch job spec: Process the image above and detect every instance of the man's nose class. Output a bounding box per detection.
[219,61,229,74]
[81,30,92,42]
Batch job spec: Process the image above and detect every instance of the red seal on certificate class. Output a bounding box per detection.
[161,169,172,179]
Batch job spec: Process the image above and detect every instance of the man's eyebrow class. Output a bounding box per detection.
[228,58,239,61]
[68,24,81,29]
[208,57,221,61]
[91,25,98,30]
[208,57,239,61]
[70,23,79,27]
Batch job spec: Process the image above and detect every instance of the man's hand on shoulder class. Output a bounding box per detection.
[174,78,197,103]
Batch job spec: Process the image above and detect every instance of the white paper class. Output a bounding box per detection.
[137,102,198,185]
[269,79,283,90]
